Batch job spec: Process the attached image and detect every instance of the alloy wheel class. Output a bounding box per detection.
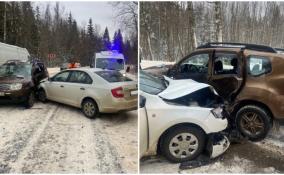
[240,112,264,135]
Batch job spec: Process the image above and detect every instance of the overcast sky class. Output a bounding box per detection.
[34,1,118,38]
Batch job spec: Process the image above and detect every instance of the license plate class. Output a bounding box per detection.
[0,92,4,96]
[130,90,138,96]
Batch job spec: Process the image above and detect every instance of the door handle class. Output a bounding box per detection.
[80,87,85,90]
[60,85,64,88]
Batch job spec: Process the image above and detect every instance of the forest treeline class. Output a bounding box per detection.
[140,1,284,61]
[0,2,138,66]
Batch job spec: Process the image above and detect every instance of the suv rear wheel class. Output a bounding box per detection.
[236,105,271,141]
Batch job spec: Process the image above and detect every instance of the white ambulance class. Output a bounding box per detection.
[92,51,126,74]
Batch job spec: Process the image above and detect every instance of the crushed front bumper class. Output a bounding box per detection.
[206,133,230,159]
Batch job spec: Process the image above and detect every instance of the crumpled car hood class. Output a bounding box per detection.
[158,76,209,100]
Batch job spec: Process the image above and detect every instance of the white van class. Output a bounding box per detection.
[0,42,30,65]
[92,51,126,73]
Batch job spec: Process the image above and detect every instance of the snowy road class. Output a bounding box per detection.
[0,102,137,173]
[140,124,284,173]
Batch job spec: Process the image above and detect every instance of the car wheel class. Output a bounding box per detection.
[161,126,205,163]
[236,105,271,141]
[82,99,99,119]
[38,89,47,102]
[25,92,35,108]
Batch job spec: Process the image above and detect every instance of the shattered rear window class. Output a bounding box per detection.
[163,87,222,108]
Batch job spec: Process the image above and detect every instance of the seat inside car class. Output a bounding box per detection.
[214,60,223,74]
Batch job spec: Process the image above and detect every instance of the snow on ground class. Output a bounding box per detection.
[140,124,284,173]
[140,60,175,69]
[47,67,60,76]
[0,102,138,173]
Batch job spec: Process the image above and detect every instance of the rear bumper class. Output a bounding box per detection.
[100,98,138,113]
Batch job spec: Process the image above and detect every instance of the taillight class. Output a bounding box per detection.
[111,87,124,98]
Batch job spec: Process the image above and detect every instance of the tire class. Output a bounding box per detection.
[24,92,35,108]
[81,99,99,119]
[160,126,205,163]
[236,105,271,141]
[38,89,47,103]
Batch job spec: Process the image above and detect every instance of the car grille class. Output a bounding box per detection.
[0,84,10,91]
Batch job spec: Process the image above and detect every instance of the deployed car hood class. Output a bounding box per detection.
[158,76,209,100]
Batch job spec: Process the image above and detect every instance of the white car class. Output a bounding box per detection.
[139,71,229,162]
[38,68,138,118]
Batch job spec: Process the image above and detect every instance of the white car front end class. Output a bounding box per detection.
[139,71,229,161]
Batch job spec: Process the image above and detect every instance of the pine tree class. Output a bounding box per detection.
[112,29,124,53]
[87,18,96,63]
[102,27,111,50]
[87,18,95,41]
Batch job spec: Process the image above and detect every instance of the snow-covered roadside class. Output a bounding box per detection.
[47,67,60,76]
[0,102,138,173]
[140,60,174,69]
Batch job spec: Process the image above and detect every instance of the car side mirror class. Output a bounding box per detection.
[139,95,146,108]
[168,65,178,76]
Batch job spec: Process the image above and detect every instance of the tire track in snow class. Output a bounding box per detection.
[0,104,57,173]
[91,119,123,173]
[3,105,59,173]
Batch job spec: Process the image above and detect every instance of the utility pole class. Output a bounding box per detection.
[3,2,7,42]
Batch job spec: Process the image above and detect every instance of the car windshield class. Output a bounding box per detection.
[96,58,124,70]
[96,71,132,83]
[140,71,167,95]
[0,63,32,78]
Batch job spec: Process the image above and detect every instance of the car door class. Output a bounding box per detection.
[63,70,93,107]
[208,51,244,101]
[45,71,71,103]
[169,51,212,83]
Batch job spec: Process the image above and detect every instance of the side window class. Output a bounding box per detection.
[52,71,70,82]
[213,53,238,75]
[68,71,93,84]
[247,56,271,76]
[179,54,209,74]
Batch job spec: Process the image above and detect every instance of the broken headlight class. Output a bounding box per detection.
[211,106,224,119]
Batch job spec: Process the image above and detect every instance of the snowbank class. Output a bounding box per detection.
[140,60,175,69]
[47,67,60,76]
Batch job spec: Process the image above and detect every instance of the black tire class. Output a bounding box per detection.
[236,105,271,141]
[81,99,99,119]
[38,89,47,103]
[160,126,205,163]
[24,92,35,108]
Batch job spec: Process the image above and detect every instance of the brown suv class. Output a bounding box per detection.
[148,42,284,141]
[0,60,48,108]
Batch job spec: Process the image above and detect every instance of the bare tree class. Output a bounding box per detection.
[140,2,284,61]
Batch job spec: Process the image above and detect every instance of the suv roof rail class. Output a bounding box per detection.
[274,48,284,53]
[197,42,277,53]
